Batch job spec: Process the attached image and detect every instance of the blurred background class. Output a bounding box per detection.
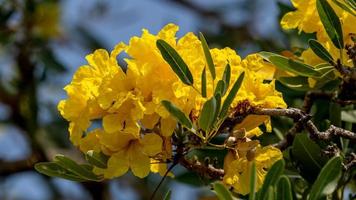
[0,0,304,199]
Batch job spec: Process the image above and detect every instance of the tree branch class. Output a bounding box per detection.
[179,156,224,180]
[0,151,45,176]
[253,108,356,141]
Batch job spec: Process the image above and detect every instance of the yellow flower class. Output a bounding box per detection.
[223,144,283,195]
[99,131,163,178]
[59,23,286,180]
[58,43,126,145]
[280,0,356,87]
[280,0,321,34]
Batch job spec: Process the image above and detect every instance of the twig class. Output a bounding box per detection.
[253,108,356,141]
[0,151,44,176]
[273,122,304,150]
[302,91,334,113]
[179,157,224,180]
[149,163,177,200]
[305,122,356,140]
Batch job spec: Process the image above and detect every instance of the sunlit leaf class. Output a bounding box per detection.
[35,162,87,182]
[308,39,334,63]
[213,182,233,200]
[85,150,108,169]
[317,0,344,49]
[199,96,217,132]
[215,80,226,96]
[219,72,245,119]
[269,55,321,78]
[199,32,216,80]
[201,67,207,98]
[331,0,356,16]
[222,64,231,92]
[54,154,102,181]
[161,100,192,129]
[278,76,311,91]
[156,39,193,85]
[212,93,222,129]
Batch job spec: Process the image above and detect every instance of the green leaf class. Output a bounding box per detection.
[276,176,293,200]
[54,155,102,181]
[85,150,108,169]
[314,64,335,80]
[215,80,226,96]
[317,0,344,49]
[258,51,277,60]
[258,159,285,200]
[267,186,275,200]
[278,76,311,91]
[308,39,334,63]
[222,64,231,91]
[161,100,192,129]
[309,156,342,200]
[219,72,245,119]
[266,186,275,200]
[213,93,222,129]
[213,182,233,200]
[199,32,216,80]
[346,0,356,9]
[201,67,207,98]
[199,96,217,131]
[269,55,321,78]
[163,190,172,200]
[156,39,193,85]
[341,110,356,123]
[292,134,327,182]
[35,162,87,182]
[329,102,342,127]
[249,162,257,200]
[331,0,356,16]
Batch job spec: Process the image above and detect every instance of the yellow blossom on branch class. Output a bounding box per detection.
[58,23,286,190]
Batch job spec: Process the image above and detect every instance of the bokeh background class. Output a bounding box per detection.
[0,0,304,199]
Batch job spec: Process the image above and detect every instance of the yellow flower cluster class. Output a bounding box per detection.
[224,139,282,195]
[58,24,285,192]
[281,0,355,69]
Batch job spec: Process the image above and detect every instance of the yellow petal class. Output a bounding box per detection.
[160,117,177,137]
[141,113,160,129]
[99,131,136,152]
[158,23,179,46]
[102,113,124,133]
[280,11,301,30]
[255,146,283,167]
[141,133,163,156]
[104,150,129,178]
[234,115,269,136]
[79,129,101,153]
[128,142,151,178]
[150,159,174,177]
